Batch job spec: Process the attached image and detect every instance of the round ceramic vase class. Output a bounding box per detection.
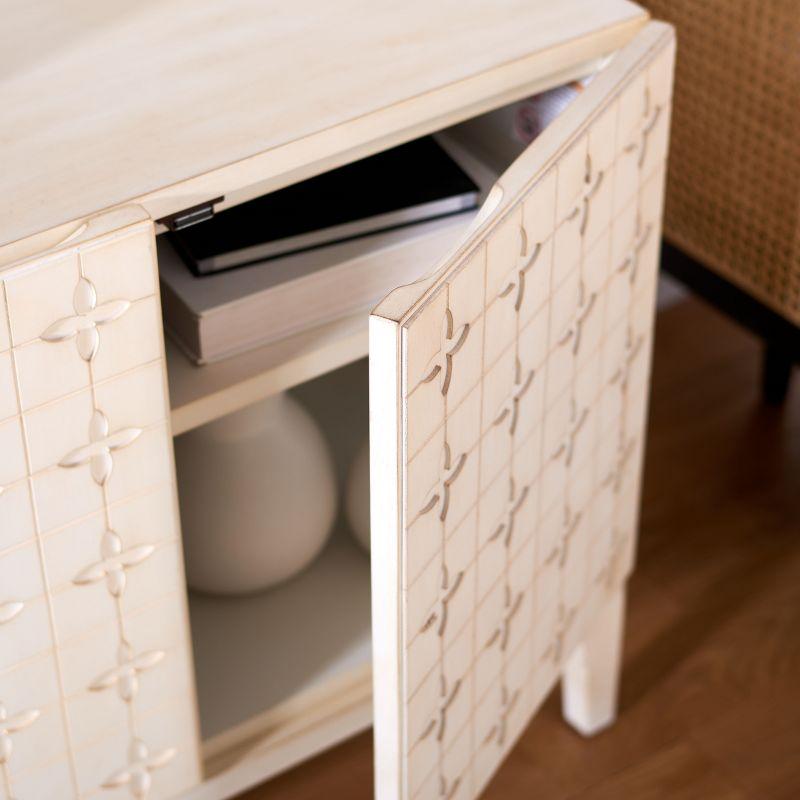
[345,439,370,552]
[175,393,337,595]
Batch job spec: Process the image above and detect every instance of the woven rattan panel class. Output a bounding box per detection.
[646,0,800,324]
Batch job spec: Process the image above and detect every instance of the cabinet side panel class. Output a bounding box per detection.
[0,215,201,799]
[370,315,404,799]
[372,22,675,800]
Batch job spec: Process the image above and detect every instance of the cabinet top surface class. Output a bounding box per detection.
[0,0,645,254]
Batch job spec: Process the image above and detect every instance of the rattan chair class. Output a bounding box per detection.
[645,0,800,401]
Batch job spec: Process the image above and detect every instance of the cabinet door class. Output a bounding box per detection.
[0,208,201,799]
[369,21,674,800]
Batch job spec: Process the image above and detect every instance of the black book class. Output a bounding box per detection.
[169,136,480,275]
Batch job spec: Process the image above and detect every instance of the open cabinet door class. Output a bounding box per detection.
[369,21,674,800]
[0,208,201,799]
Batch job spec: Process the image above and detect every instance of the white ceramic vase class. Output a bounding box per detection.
[175,393,337,595]
[345,439,370,552]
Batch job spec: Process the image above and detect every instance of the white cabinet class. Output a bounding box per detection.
[0,6,673,800]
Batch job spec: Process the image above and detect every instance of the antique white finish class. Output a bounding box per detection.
[0,208,200,799]
[0,1,646,254]
[0,4,675,799]
[369,22,673,799]
[40,277,130,362]
[561,586,626,735]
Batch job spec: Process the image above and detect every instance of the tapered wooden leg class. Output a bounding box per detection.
[561,586,626,736]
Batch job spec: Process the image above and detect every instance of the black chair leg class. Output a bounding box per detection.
[762,342,793,405]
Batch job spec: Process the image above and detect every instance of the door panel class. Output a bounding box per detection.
[370,22,674,800]
[0,207,201,799]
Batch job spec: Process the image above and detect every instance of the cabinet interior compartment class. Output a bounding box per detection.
[181,360,372,782]
[158,70,596,788]
[161,74,595,438]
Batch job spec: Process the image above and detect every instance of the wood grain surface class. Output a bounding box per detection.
[0,0,645,254]
[236,293,800,800]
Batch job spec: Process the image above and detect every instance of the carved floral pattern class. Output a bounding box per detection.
[567,154,604,236]
[0,223,190,800]
[420,566,464,639]
[0,602,24,625]
[624,88,662,168]
[551,400,590,467]
[489,478,530,548]
[73,529,154,598]
[59,408,141,485]
[102,738,175,799]
[497,240,541,310]
[492,361,535,436]
[418,443,467,523]
[90,641,165,702]
[617,219,652,286]
[597,528,632,592]
[41,277,129,361]
[545,505,582,570]
[484,585,524,653]
[482,686,520,748]
[558,286,598,356]
[0,701,40,765]
[421,309,470,396]
[542,604,577,665]
[418,676,462,745]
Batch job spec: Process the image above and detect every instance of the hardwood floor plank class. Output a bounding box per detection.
[690,697,800,800]
[563,740,749,800]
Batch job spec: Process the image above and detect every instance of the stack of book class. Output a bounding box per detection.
[160,137,483,364]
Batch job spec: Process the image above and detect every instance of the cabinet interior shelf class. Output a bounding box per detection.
[167,312,369,436]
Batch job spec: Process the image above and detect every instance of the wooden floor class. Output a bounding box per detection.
[238,295,800,800]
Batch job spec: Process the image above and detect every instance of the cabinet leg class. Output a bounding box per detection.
[762,342,793,405]
[561,586,626,736]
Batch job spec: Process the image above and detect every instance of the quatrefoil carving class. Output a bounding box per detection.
[542,604,577,665]
[624,87,662,169]
[0,701,40,765]
[545,504,582,570]
[59,408,141,485]
[418,443,467,523]
[610,327,645,393]
[482,685,520,748]
[73,529,154,598]
[421,308,469,396]
[418,674,463,745]
[603,435,637,495]
[617,216,652,286]
[497,238,542,312]
[420,564,464,639]
[489,477,530,549]
[0,602,23,626]
[90,640,165,702]
[41,276,130,361]
[551,399,590,468]
[492,359,535,437]
[567,153,604,237]
[484,583,524,653]
[558,282,598,357]
[439,774,462,800]
[596,528,631,592]
[102,737,176,799]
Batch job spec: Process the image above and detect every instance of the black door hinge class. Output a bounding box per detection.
[157,196,224,231]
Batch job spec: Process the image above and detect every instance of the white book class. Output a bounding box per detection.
[159,212,476,364]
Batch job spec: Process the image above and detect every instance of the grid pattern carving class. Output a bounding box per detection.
[0,217,200,799]
[396,38,674,800]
